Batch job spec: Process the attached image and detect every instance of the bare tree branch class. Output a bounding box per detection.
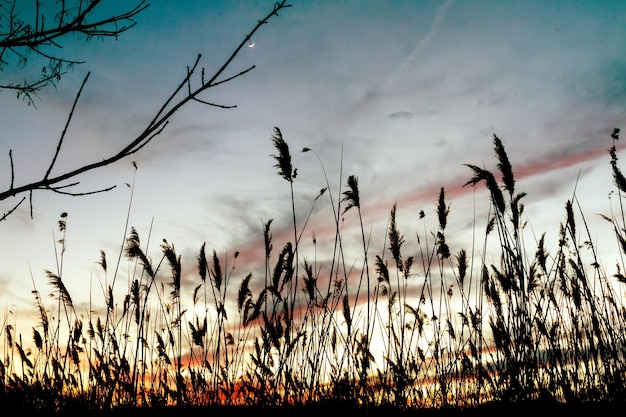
[9,149,14,190]
[44,72,91,181]
[0,1,292,219]
[49,184,116,196]
[0,0,150,104]
[0,196,24,221]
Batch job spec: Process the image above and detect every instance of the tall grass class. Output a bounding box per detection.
[1,128,626,412]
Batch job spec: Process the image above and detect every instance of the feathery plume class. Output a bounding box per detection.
[46,270,73,308]
[464,164,505,214]
[124,227,154,277]
[211,250,223,292]
[238,273,253,313]
[270,127,294,183]
[162,240,181,300]
[493,134,515,197]
[342,175,361,215]
[437,187,449,231]
[388,203,405,270]
[198,243,208,282]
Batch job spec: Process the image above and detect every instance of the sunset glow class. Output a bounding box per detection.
[0,0,625,412]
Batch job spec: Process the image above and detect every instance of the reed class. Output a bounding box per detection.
[1,129,626,413]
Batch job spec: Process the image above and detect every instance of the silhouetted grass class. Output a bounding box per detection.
[1,128,626,414]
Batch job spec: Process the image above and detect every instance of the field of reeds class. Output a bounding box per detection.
[1,127,626,415]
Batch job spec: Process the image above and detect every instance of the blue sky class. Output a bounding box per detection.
[1,0,625,328]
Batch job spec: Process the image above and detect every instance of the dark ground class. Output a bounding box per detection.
[29,399,623,417]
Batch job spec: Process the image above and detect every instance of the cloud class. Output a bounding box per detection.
[2,0,626,346]
[388,110,414,120]
[384,0,455,92]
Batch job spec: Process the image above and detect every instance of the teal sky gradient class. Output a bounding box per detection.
[0,0,625,329]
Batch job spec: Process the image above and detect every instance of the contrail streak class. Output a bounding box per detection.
[385,0,455,91]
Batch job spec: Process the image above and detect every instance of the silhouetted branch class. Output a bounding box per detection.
[9,150,14,190]
[48,184,116,196]
[0,1,292,220]
[44,72,91,181]
[0,196,25,221]
[0,0,150,104]
[192,98,237,109]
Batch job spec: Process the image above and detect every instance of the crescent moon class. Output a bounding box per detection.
[248,41,255,48]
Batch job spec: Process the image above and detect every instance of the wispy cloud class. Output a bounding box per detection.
[1,0,626,336]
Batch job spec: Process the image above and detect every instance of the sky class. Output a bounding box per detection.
[1,0,626,336]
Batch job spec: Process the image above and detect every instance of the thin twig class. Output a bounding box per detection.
[44,72,91,181]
